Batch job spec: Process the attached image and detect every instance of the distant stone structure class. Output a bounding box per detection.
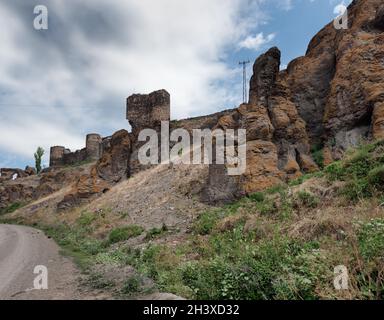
[49,146,66,167]
[86,134,102,161]
[126,89,170,174]
[49,133,110,167]
[127,89,170,136]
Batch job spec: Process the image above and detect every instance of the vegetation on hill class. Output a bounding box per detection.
[1,141,384,299]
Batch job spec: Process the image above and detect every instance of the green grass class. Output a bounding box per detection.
[116,141,384,299]
[357,218,384,262]
[108,225,145,244]
[121,276,141,295]
[5,140,384,300]
[324,140,384,201]
[295,191,320,209]
[311,144,325,169]
[248,192,265,203]
[42,223,105,269]
[0,202,25,216]
[76,211,97,227]
[145,224,169,240]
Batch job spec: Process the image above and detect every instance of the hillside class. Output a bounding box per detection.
[2,140,384,299]
[1,0,384,300]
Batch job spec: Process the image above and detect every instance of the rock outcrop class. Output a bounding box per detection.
[0,165,88,211]
[58,130,131,210]
[205,0,384,202]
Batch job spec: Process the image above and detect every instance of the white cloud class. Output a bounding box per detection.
[238,32,275,51]
[0,0,271,163]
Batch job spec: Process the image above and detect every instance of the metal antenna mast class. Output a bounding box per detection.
[239,60,250,103]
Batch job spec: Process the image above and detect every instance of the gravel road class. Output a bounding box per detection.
[0,224,84,300]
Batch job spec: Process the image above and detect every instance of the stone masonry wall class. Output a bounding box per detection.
[49,133,108,167]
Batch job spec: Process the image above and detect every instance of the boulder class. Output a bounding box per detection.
[24,166,36,176]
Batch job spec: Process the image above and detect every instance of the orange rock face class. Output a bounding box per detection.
[58,130,131,210]
[204,0,384,202]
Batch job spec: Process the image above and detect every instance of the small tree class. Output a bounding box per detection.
[34,147,45,174]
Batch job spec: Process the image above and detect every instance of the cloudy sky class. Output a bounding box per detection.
[0,0,349,168]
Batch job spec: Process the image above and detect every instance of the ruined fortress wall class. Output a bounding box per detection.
[49,134,108,167]
[127,89,171,174]
[170,109,236,132]
[127,89,170,136]
[49,146,66,167]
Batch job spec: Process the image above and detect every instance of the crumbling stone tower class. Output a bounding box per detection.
[126,89,170,173]
[49,146,66,167]
[126,89,170,136]
[49,133,103,167]
[86,133,102,161]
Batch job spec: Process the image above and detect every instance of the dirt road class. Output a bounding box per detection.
[0,224,85,300]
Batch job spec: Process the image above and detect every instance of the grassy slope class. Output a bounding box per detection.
[1,141,384,299]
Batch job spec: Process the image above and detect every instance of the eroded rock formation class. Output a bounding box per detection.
[205,0,384,202]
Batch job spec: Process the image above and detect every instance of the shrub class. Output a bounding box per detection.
[145,224,168,240]
[367,165,384,191]
[357,218,384,261]
[248,192,265,203]
[178,237,323,300]
[108,225,144,244]
[289,172,324,187]
[0,202,24,215]
[86,273,115,290]
[341,178,370,201]
[311,144,324,169]
[76,211,96,227]
[122,276,141,295]
[193,211,223,235]
[325,161,345,181]
[295,191,319,209]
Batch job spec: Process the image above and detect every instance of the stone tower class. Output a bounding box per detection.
[49,146,65,167]
[86,133,102,161]
[126,89,170,136]
[126,89,170,174]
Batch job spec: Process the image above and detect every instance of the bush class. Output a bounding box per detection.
[121,276,141,295]
[294,191,319,209]
[325,161,345,181]
[178,237,323,300]
[367,165,384,191]
[108,225,144,244]
[311,144,324,169]
[248,192,265,203]
[86,273,115,290]
[342,178,370,201]
[76,211,96,227]
[357,218,384,261]
[193,211,223,235]
[0,202,24,215]
[145,224,168,240]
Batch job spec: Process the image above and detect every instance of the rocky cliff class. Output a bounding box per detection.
[205,0,384,202]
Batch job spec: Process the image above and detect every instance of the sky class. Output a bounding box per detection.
[0,0,351,169]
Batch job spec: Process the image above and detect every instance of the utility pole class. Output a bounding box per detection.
[239,60,250,103]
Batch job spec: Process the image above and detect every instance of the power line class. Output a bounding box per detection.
[239,60,250,104]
